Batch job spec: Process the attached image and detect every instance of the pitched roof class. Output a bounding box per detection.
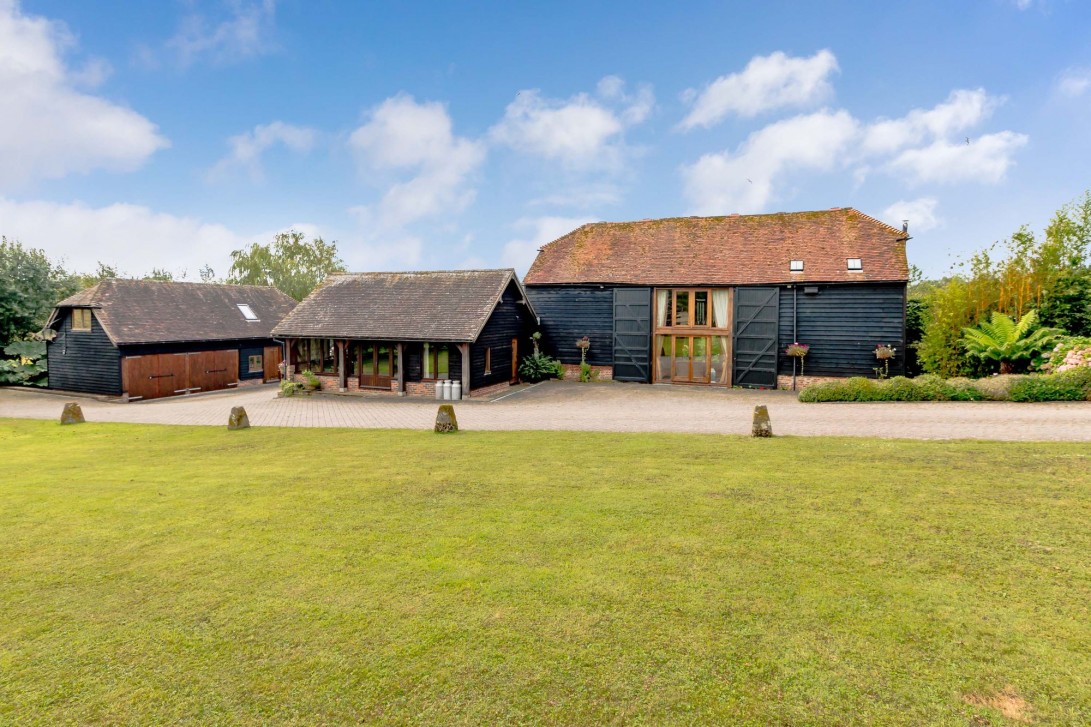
[272,269,533,343]
[524,208,910,286]
[49,279,297,345]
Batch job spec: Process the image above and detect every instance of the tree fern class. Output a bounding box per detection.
[962,309,1062,373]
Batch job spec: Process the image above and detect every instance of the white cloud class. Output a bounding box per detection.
[0,197,261,277]
[862,89,998,155]
[490,77,653,167]
[682,110,858,214]
[167,0,277,67]
[349,94,485,229]
[0,0,168,190]
[208,121,316,182]
[1057,67,1091,98]
[501,215,598,275]
[888,131,1029,185]
[882,198,940,233]
[678,50,838,130]
[681,86,1027,213]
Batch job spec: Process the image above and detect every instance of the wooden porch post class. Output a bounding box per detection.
[395,342,405,395]
[337,340,346,390]
[459,343,470,398]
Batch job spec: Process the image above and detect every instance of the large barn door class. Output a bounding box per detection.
[612,287,651,382]
[733,287,780,389]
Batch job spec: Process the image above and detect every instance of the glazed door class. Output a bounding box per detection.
[511,338,518,383]
[672,336,711,384]
[357,342,395,389]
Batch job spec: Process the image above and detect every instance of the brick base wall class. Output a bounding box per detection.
[777,374,845,390]
[558,363,613,381]
[470,380,513,398]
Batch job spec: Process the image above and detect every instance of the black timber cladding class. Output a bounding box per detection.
[524,285,614,366]
[733,287,780,388]
[470,280,534,390]
[612,288,651,382]
[46,309,121,395]
[777,283,906,377]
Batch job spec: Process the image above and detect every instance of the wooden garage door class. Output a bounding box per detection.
[122,350,239,400]
[187,350,238,393]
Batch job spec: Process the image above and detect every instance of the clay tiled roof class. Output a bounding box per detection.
[49,279,297,345]
[271,269,534,342]
[524,208,909,286]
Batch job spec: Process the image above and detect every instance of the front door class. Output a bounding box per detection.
[671,335,711,384]
[357,342,395,389]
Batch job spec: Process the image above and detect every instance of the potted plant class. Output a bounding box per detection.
[874,344,896,379]
[785,342,809,390]
[576,336,593,382]
[301,369,320,392]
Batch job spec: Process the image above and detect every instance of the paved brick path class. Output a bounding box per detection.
[2,381,1090,441]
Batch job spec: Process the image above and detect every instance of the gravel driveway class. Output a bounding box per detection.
[2,381,1090,441]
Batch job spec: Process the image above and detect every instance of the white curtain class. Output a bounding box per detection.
[423,342,431,378]
[717,336,730,384]
[712,289,729,329]
[656,289,669,327]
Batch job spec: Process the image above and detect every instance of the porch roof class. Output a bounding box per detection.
[271,269,534,343]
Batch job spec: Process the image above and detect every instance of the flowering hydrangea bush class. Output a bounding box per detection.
[1040,337,1091,373]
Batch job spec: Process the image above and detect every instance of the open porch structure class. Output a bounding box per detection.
[271,269,538,398]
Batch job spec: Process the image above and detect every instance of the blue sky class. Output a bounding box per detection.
[1,0,1089,279]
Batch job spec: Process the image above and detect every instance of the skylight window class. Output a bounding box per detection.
[847,258,863,271]
[790,260,804,272]
[237,304,259,321]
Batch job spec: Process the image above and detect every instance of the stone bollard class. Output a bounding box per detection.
[60,402,85,425]
[752,405,772,437]
[434,404,458,433]
[227,406,250,430]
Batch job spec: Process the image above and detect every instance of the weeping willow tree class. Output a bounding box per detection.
[918,192,1091,376]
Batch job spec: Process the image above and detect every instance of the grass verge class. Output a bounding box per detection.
[1,419,1089,724]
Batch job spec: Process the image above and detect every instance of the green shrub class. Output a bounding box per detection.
[945,377,985,401]
[279,380,300,397]
[971,374,1026,401]
[1009,375,1087,402]
[518,352,563,383]
[1052,366,1091,400]
[798,377,878,402]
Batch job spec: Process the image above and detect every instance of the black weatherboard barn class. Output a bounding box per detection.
[272,269,538,397]
[45,279,297,400]
[523,208,910,389]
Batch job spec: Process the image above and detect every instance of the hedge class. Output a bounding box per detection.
[798,370,1091,403]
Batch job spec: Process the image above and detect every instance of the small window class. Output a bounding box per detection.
[236,304,259,321]
[847,258,863,271]
[71,308,92,331]
[790,260,804,272]
[247,354,263,373]
[484,347,492,375]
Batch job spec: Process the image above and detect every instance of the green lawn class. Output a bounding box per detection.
[1,420,1089,725]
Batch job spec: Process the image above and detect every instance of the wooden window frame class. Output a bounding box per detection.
[247,354,263,374]
[422,342,451,381]
[71,308,92,332]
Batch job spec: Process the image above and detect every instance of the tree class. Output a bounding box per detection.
[962,309,1061,374]
[227,231,346,301]
[144,268,174,281]
[0,237,79,348]
[917,191,1091,375]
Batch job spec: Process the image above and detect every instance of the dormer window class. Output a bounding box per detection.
[236,304,259,321]
[71,308,92,331]
[847,258,863,272]
[789,260,804,272]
